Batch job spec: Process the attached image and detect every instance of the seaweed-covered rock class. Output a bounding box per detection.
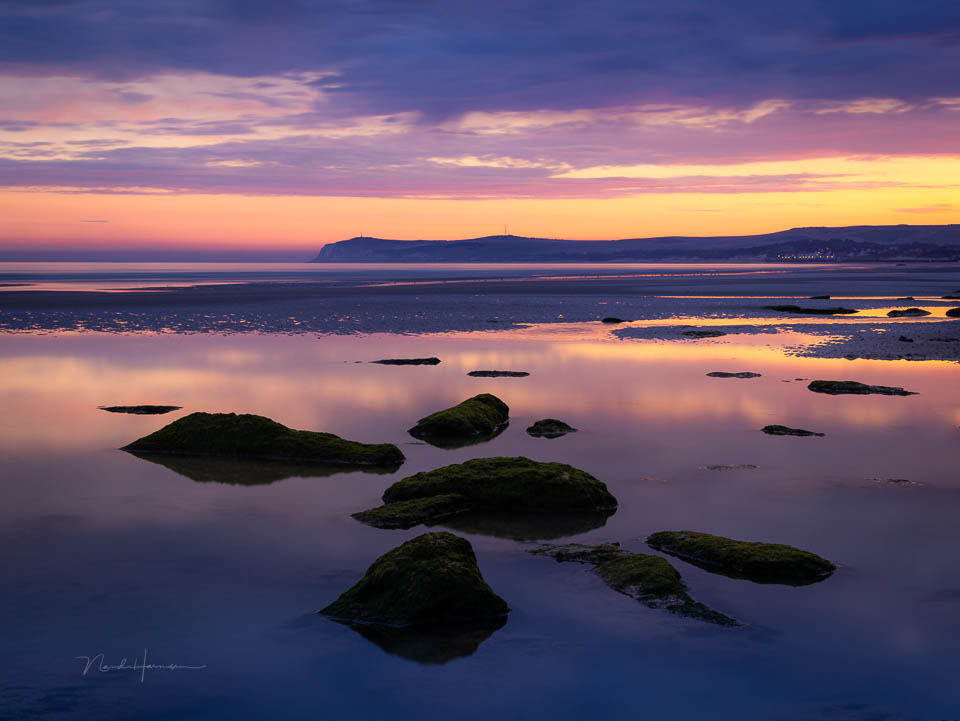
[526,418,578,438]
[646,530,836,585]
[807,380,917,396]
[122,412,405,467]
[761,424,824,437]
[596,554,738,625]
[946,307,960,318]
[706,371,761,379]
[601,317,626,324]
[887,308,930,317]
[764,304,857,315]
[371,357,441,365]
[408,394,509,445]
[99,405,182,415]
[382,456,618,512]
[351,494,471,529]
[467,370,530,377]
[320,532,509,625]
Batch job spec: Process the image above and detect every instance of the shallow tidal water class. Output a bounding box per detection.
[2,322,959,721]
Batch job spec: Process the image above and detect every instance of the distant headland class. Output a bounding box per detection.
[312,225,960,263]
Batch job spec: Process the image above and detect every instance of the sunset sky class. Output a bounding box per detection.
[2,0,959,259]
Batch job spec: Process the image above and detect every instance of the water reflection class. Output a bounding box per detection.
[411,424,509,450]
[128,452,399,486]
[433,509,615,541]
[333,617,507,665]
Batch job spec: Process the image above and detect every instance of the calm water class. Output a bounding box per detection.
[2,321,959,720]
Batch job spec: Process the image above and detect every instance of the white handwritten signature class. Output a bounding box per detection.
[76,649,206,682]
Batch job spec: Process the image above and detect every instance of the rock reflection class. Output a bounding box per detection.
[336,617,507,664]
[413,424,508,450]
[432,508,615,541]
[128,452,400,485]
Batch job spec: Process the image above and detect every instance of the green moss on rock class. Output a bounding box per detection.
[351,494,472,529]
[122,412,405,467]
[320,532,509,626]
[596,554,739,626]
[807,380,917,396]
[408,394,509,444]
[646,530,836,585]
[383,456,618,512]
[526,418,578,438]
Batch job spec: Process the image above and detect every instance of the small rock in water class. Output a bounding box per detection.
[762,425,824,437]
[887,308,931,317]
[601,317,626,324]
[371,357,441,365]
[870,477,921,487]
[682,330,726,338]
[706,371,761,378]
[702,464,759,471]
[898,336,914,343]
[810,295,831,299]
[807,380,917,396]
[897,297,915,301]
[467,370,530,377]
[408,394,509,447]
[945,307,960,318]
[99,405,182,415]
[765,304,857,315]
[526,418,578,438]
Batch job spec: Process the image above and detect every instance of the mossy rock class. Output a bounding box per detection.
[886,308,930,317]
[596,554,738,625]
[320,532,509,626]
[765,304,857,315]
[761,424,824,437]
[526,418,578,438]
[408,394,509,445]
[351,494,472,529]
[122,412,405,467]
[371,357,441,365]
[382,456,618,512]
[646,530,836,585]
[100,405,182,415]
[807,380,916,396]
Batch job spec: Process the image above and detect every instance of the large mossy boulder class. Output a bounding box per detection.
[320,532,509,626]
[122,412,405,467]
[807,380,916,396]
[646,530,836,585]
[383,456,617,512]
[408,394,509,445]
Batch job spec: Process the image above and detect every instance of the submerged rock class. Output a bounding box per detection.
[122,412,405,467]
[408,393,509,446]
[601,317,626,324]
[434,509,614,541]
[646,530,836,585]
[807,380,917,396]
[530,543,738,625]
[706,371,761,379]
[320,532,509,626]
[898,335,914,343]
[371,357,441,365]
[467,370,530,377]
[761,424,824,437]
[382,457,618,512]
[596,553,739,625]
[887,308,931,317]
[681,330,726,338]
[351,494,472,529]
[526,418,578,438]
[765,304,857,315]
[99,405,182,415]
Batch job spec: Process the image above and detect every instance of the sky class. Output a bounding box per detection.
[1,0,959,259]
